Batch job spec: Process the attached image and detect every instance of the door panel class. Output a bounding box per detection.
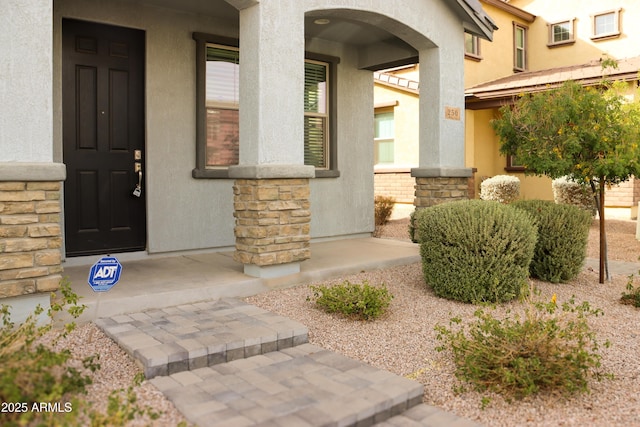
[63,19,146,257]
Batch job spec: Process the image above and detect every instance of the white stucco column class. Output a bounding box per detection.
[0,0,65,323]
[413,46,470,178]
[230,0,314,179]
[1,0,54,163]
[412,46,471,209]
[229,1,313,279]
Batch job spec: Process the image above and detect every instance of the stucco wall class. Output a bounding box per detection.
[1,0,53,162]
[514,0,640,71]
[54,0,239,253]
[307,39,375,238]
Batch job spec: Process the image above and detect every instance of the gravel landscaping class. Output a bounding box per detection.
[50,216,640,426]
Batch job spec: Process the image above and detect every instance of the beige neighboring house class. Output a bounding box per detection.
[1,0,496,317]
[374,0,640,219]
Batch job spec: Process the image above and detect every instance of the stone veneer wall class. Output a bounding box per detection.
[0,181,63,298]
[233,179,311,266]
[414,177,470,208]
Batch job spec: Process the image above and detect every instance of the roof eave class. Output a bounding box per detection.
[465,72,640,107]
[451,0,498,42]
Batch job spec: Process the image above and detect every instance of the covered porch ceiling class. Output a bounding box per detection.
[140,0,418,70]
[138,0,494,70]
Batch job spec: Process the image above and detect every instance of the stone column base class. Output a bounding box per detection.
[233,178,311,278]
[0,162,66,322]
[414,177,470,208]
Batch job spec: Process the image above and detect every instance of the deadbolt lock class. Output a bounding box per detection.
[134,150,142,160]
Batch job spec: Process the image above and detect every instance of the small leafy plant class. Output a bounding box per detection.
[308,280,393,320]
[435,292,610,401]
[374,195,395,226]
[620,274,640,307]
[0,279,98,426]
[0,279,168,426]
[87,373,161,426]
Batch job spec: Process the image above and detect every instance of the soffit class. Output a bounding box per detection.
[139,0,495,70]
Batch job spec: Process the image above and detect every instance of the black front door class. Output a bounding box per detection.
[63,19,146,256]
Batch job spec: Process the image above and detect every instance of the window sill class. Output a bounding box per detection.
[315,169,340,178]
[504,166,526,173]
[547,40,575,48]
[591,32,621,41]
[464,53,482,62]
[193,167,340,179]
[192,168,232,179]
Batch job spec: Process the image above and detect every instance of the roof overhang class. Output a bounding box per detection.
[465,56,640,110]
[447,0,499,41]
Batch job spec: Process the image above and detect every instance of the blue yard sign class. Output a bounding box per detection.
[88,256,122,292]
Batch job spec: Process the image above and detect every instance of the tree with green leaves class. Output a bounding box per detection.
[491,72,640,284]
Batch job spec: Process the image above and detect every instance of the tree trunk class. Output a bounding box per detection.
[598,178,610,283]
[591,179,609,284]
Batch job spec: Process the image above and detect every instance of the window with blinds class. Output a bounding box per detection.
[203,45,330,170]
[205,44,239,167]
[304,60,329,169]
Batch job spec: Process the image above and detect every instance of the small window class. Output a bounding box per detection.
[513,23,527,72]
[505,155,525,172]
[205,44,240,167]
[548,19,575,46]
[464,33,481,60]
[304,60,329,169]
[592,9,621,39]
[374,111,395,165]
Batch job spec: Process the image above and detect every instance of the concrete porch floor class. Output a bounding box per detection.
[62,237,420,324]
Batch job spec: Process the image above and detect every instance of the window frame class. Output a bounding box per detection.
[464,32,482,61]
[192,33,340,179]
[591,9,622,40]
[374,109,395,166]
[547,19,575,47]
[513,22,527,72]
[505,154,525,172]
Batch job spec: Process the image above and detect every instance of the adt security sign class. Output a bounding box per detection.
[88,257,122,292]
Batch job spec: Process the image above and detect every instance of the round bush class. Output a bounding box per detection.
[416,200,537,303]
[552,176,596,216]
[480,175,520,204]
[512,200,591,283]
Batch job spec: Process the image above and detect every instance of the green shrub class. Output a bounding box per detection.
[512,199,591,283]
[416,200,537,303]
[435,293,610,401]
[0,280,164,427]
[0,280,98,426]
[374,195,395,226]
[621,274,640,307]
[308,280,393,320]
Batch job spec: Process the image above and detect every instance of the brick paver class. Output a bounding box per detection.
[96,298,483,426]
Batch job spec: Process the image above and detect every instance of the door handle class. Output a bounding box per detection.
[133,162,143,197]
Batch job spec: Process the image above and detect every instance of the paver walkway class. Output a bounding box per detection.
[96,298,482,427]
